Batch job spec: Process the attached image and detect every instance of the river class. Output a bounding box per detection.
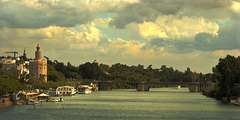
[0,88,239,120]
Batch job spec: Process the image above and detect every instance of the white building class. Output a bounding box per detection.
[0,51,30,80]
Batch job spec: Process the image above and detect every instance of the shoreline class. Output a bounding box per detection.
[0,96,14,110]
[0,102,13,110]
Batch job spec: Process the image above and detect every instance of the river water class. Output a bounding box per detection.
[0,88,239,120]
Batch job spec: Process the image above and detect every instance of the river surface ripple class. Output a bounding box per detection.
[0,88,239,120]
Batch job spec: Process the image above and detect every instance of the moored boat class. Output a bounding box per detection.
[47,97,63,102]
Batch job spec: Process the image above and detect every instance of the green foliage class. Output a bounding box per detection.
[213,55,240,101]
[46,58,205,89]
[79,62,108,80]
[48,64,65,82]
[47,59,81,82]
[0,70,25,95]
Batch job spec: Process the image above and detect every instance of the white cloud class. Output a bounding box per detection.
[231,1,240,13]
[102,38,144,57]
[0,25,219,73]
[100,38,173,61]
[19,0,139,11]
[135,15,219,40]
[0,22,102,49]
[81,0,140,11]
[210,49,240,58]
[41,23,102,49]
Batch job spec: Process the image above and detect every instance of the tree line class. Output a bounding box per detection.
[46,58,205,89]
[42,55,240,101]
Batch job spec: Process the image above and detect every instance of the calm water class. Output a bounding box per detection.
[0,88,240,120]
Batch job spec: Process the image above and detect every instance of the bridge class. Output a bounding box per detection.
[93,81,211,93]
[126,81,209,92]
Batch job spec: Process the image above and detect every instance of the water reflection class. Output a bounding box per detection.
[0,88,239,120]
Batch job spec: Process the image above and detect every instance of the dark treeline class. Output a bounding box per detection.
[46,57,205,89]
[212,55,240,102]
[0,70,24,95]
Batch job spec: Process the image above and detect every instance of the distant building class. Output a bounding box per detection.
[18,50,30,81]
[0,57,18,78]
[0,50,30,80]
[30,44,48,83]
[18,60,30,81]
[0,44,47,83]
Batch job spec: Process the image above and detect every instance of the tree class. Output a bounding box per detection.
[213,55,240,102]
[48,65,65,82]
[0,70,25,95]
[79,62,107,80]
[47,59,81,81]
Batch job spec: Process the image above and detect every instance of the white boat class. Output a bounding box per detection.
[78,85,93,94]
[56,86,77,96]
[47,97,63,102]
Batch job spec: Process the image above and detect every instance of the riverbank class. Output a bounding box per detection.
[202,91,240,106]
[0,96,13,109]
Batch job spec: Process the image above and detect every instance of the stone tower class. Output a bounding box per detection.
[35,44,42,60]
[22,49,27,61]
[30,44,48,83]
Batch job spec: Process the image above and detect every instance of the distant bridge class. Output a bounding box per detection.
[93,81,210,93]
[128,81,205,92]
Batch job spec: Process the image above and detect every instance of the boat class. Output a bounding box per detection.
[38,93,49,102]
[232,102,240,106]
[47,97,63,102]
[230,98,240,106]
[56,86,77,96]
[78,85,93,94]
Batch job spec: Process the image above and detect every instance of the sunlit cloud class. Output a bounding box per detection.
[231,1,240,13]
[210,49,240,58]
[135,16,219,40]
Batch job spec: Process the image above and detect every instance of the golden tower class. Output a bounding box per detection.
[30,44,48,83]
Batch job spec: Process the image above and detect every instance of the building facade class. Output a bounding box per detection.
[30,44,48,83]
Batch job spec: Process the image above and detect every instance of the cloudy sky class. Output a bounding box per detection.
[0,0,240,73]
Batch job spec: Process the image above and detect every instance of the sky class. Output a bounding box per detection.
[0,0,240,73]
